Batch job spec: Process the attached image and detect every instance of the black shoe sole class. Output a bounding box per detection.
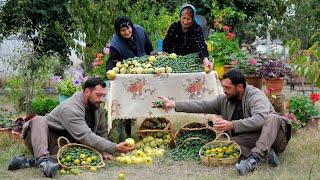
[45,164,59,178]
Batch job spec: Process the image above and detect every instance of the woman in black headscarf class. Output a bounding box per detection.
[106,16,153,71]
[106,16,153,141]
[163,4,212,70]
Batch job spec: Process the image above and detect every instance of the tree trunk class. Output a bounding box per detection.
[301,77,305,95]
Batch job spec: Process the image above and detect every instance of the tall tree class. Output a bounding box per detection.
[279,0,320,48]
[0,0,74,67]
[66,0,129,73]
[211,0,288,44]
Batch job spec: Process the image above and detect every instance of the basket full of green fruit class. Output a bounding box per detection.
[199,133,241,166]
[57,136,105,170]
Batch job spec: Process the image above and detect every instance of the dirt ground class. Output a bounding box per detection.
[0,157,288,180]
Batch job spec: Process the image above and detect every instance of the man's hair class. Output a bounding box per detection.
[83,77,106,90]
[222,69,246,89]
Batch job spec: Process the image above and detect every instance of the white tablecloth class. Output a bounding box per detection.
[107,72,224,131]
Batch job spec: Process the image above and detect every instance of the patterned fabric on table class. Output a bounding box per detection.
[107,72,224,131]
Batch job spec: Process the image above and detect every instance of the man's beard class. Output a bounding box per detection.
[226,92,239,102]
[87,100,100,110]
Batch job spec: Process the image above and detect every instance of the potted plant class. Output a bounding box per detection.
[309,92,320,128]
[264,88,285,113]
[12,114,36,141]
[288,95,318,128]
[286,33,320,94]
[31,96,59,115]
[257,57,291,94]
[0,110,14,136]
[208,25,241,74]
[0,118,13,136]
[236,52,266,89]
[56,76,83,103]
[282,113,302,131]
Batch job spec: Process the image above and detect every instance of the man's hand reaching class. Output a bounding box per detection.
[102,152,115,161]
[156,96,175,111]
[115,142,135,153]
[213,118,234,133]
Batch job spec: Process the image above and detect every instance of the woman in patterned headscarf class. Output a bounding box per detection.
[106,16,153,71]
[163,4,212,70]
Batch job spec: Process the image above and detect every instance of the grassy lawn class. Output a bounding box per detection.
[0,128,319,180]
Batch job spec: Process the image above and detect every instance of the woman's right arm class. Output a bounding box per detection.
[106,47,122,71]
[162,24,175,53]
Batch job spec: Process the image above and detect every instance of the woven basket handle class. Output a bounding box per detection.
[213,133,230,142]
[58,136,70,149]
[177,137,207,149]
[164,123,170,131]
[96,161,106,168]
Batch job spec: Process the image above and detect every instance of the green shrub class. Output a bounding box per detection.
[56,77,82,97]
[4,77,24,107]
[289,95,318,126]
[31,96,59,115]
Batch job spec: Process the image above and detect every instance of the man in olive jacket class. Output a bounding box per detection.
[159,70,291,175]
[8,78,134,178]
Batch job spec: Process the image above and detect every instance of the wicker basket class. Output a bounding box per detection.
[174,137,209,160]
[11,130,23,142]
[174,122,216,146]
[199,133,241,166]
[136,117,174,145]
[176,137,208,149]
[0,127,12,137]
[57,136,105,170]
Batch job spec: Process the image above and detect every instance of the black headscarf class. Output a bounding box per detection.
[113,16,137,54]
[114,16,134,37]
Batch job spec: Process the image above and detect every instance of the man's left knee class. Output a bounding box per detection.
[266,114,283,124]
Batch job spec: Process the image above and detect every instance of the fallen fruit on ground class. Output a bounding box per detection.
[118,172,125,180]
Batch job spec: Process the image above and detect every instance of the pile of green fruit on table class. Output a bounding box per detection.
[153,53,204,73]
[107,53,207,79]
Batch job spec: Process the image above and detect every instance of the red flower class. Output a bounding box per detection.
[249,59,258,66]
[103,43,110,55]
[223,25,231,32]
[310,93,320,102]
[226,32,235,40]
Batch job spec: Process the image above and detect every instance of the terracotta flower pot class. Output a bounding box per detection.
[245,75,263,89]
[0,127,12,137]
[266,77,285,94]
[58,94,71,104]
[306,116,320,129]
[223,65,235,74]
[11,130,23,142]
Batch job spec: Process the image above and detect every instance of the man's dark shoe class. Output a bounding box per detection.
[236,153,261,176]
[266,148,281,167]
[37,157,59,178]
[8,154,35,170]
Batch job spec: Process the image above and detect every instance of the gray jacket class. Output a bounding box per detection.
[175,85,276,133]
[44,91,116,154]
